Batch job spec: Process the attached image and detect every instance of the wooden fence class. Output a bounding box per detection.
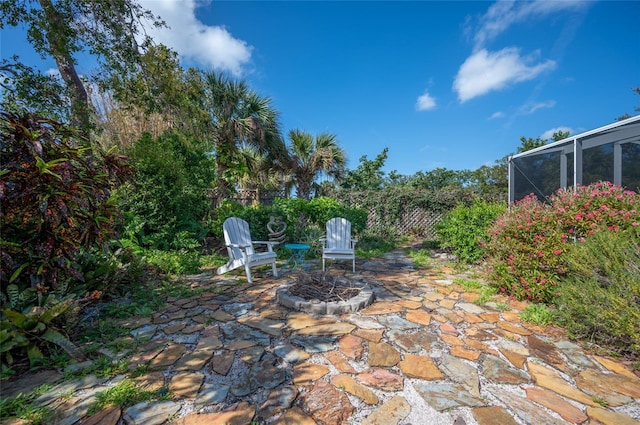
[364,207,444,239]
[209,189,447,238]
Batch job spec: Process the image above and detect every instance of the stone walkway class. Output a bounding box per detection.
[2,248,640,425]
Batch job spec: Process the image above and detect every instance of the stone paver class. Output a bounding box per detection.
[2,246,639,425]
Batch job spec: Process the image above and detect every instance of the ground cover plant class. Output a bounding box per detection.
[485,182,639,303]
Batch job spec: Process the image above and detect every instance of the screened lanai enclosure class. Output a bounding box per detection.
[508,115,640,203]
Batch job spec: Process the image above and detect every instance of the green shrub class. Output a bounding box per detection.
[208,200,245,239]
[71,244,146,296]
[555,231,640,357]
[117,131,213,250]
[209,197,368,246]
[436,200,506,264]
[306,197,368,234]
[485,182,639,303]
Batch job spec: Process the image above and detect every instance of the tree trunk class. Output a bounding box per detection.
[39,0,90,131]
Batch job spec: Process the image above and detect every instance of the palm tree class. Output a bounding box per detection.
[236,145,292,195]
[202,72,285,206]
[285,129,346,200]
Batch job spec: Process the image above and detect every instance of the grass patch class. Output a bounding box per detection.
[453,278,483,292]
[356,238,398,259]
[495,302,511,311]
[474,285,498,305]
[410,249,434,269]
[0,384,54,424]
[89,379,170,415]
[199,253,227,268]
[520,304,556,326]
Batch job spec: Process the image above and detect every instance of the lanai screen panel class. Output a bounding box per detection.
[511,151,562,202]
[508,115,640,203]
[622,142,640,190]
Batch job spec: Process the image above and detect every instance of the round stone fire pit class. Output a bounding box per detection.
[276,271,375,315]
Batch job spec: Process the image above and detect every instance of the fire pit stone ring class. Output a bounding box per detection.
[276,278,375,315]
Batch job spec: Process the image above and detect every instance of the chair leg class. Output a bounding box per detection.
[245,264,253,284]
[352,258,355,273]
[272,262,278,278]
[322,258,326,271]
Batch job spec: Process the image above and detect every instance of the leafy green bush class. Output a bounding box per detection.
[485,182,639,303]
[436,200,506,264]
[555,231,640,357]
[208,200,245,239]
[306,197,368,234]
[209,202,276,242]
[71,244,146,296]
[116,131,213,250]
[0,290,95,368]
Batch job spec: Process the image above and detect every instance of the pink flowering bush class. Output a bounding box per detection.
[485,181,639,303]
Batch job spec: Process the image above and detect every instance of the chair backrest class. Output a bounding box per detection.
[326,217,352,250]
[223,217,255,259]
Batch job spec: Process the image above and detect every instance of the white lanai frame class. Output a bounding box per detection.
[508,115,640,204]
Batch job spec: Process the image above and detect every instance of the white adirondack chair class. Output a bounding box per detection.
[320,217,358,272]
[216,217,278,283]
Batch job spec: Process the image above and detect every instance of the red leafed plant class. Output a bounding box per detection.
[0,110,131,298]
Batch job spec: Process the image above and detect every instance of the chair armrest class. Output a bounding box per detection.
[252,240,278,252]
[228,243,251,250]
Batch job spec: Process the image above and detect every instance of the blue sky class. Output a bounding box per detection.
[3,1,640,176]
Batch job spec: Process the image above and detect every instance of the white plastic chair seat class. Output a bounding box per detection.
[216,217,278,283]
[322,248,355,256]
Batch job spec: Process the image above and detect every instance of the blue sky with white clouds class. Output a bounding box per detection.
[3,1,640,175]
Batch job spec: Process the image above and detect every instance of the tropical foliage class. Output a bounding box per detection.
[284,129,346,199]
[0,111,130,369]
[116,131,214,251]
[202,72,285,206]
[0,111,130,293]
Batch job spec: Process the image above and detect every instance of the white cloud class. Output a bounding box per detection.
[473,0,589,50]
[45,68,60,77]
[489,111,504,119]
[519,100,556,115]
[140,0,252,76]
[453,48,555,103]
[416,90,436,111]
[541,126,573,141]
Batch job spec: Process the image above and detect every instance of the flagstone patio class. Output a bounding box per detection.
[2,247,640,425]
